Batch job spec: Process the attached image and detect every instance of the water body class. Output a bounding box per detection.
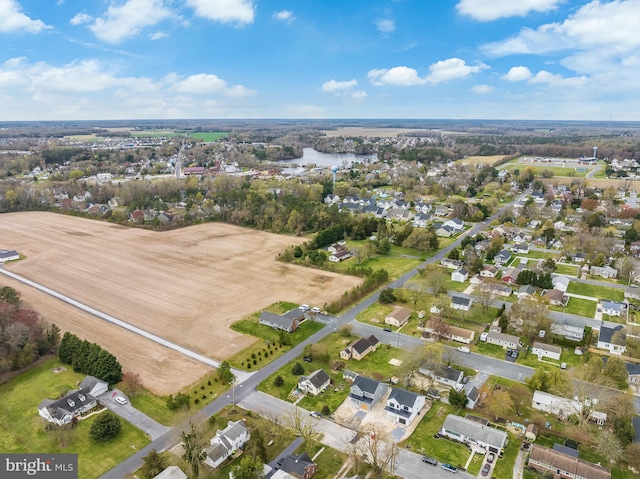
[281,148,377,168]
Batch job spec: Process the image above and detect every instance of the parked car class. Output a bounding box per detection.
[383,327,392,332]
[441,463,457,473]
[300,304,310,311]
[303,356,313,362]
[560,362,567,369]
[422,456,437,466]
[481,463,491,476]
[311,307,321,313]
[487,452,495,463]
[310,411,320,418]
[457,346,470,353]
[115,396,127,405]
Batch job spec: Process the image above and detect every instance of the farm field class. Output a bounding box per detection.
[457,155,505,167]
[0,212,360,394]
[188,131,229,141]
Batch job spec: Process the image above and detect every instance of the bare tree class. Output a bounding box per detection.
[396,345,425,387]
[347,425,400,479]
[475,283,497,314]
[418,264,448,296]
[594,431,624,464]
[280,406,321,443]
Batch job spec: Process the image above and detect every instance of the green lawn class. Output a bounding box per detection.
[0,357,149,479]
[474,341,508,360]
[552,297,597,318]
[403,403,470,468]
[329,254,422,280]
[555,263,579,276]
[188,131,230,141]
[491,432,519,479]
[567,282,624,301]
[355,303,395,327]
[295,440,348,479]
[229,303,325,371]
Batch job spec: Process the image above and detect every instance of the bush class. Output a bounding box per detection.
[89,411,122,441]
[274,375,284,387]
[291,363,304,375]
[379,288,396,304]
[321,405,330,416]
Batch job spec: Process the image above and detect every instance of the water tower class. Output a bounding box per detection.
[593,146,598,159]
[331,165,339,186]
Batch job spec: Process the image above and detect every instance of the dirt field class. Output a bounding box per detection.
[0,212,361,394]
[457,155,505,167]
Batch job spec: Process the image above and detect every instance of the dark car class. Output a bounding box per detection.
[422,456,437,466]
[481,463,491,476]
[302,356,312,362]
[383,327,392,332]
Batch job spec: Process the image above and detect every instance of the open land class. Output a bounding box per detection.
[320,127,426,138]
[0,212,360,394]
[457,155,506,167]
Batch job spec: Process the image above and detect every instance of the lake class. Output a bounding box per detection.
[281,148,377,167]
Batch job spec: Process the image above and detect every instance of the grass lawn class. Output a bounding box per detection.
[355,303,395,327]
[0,357,149,479]
[441,278,470,293]
[553,297,597,318]
[567,282,624,301]
[555,263,579,276]
[491,432,519,479]
[329,254,422,280]
[403,403,470,468]
[295,439,348,479]
[188,131,230,141]
[474,341,509,360]
[229,302,325,371]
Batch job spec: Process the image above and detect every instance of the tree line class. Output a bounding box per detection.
[58,332,122,384]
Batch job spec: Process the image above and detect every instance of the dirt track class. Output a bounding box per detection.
[0,212,360,393]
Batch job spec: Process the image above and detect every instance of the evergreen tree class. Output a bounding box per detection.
[89,411,122,441]
[140,449,167,479]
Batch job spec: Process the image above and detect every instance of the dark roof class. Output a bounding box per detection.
[598,324,624,343]
[422,363,463,382]
[350,335,379,355]
[259,311,294,329]
[553,444,579,458]
[451,295,471,306]
[467,386,479,401]
[280,453,315,478]
[387,387,422,408]
[39,387,96,420]
[352,376,382,395]
[283,308,306,320]
[303,369,331,389]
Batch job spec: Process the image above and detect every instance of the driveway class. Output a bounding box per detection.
[99,390,171,440]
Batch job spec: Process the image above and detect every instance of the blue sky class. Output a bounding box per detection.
[1,0,640,121]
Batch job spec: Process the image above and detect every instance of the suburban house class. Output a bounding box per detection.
[480,265,498,278]
[466,387,480,410]
[153,466,188,479]
[444,218,465,231]
[528,444,611,479]
[349,376,389,411]
[451,268,469,283]
[590,265,618,279]
[385,388,426,425]
[274,453,318,479]
[38,376,108,426]
[384,306,411,327]
[511,244,530,255]
[531,342,562,361]
[516,284,537,300]
[597,325,626,355]
[340,335,380,360]
[419,363,464,388]
[626,362,640,386]
[259,310,300,333]
[601,301,625,317]
[501,268,519,284]
[441,258,464,269]
[531,391,608,425]
[552,275,571,293]
[486,331,520,349]
[543,289,568,306]
[439,415,508,454]
[550,323,585,341]
[298,369,331,396]
[480,282,513,297]
[328,248,352,263]
[420,320,475,344]
[0,249,19,262]
[204,420,250,469]
[450,295,472,311]
[435,224,454,237]
[494,250,512,265]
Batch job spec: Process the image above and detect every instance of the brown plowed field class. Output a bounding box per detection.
[0,212,360,394]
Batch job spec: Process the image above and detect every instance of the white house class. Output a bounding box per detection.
[204,420,250,469]
[552,275,570,293]
[384,388,426,425]
[590,265,618,279]
[597,325,626,355]
[298,369,331,396]
[550,323,585,341]
[0,249,19,262]
[444,218,464,231]
[418,364,464,388]
[38,376,108,426]
[486,331,520,349]
[601,301,625,317]
[451,268,469,283]
[440,415,508,454]
[494,250,512,265]
[531,342,561,361]
[153,466,188,479]
[480,265,498,278]
[532,390,581,418]
[450,295,472,311]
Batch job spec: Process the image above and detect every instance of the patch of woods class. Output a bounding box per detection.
[0,286,60,374]
[58,331,122,384]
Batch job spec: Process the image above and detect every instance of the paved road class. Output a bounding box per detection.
[99,390,171,440]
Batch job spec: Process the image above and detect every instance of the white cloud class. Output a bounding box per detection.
[351,90,368,100]
[483,0,640,56]
[0,0,51,33]
[90,0,174,43]
[426,58,488,84]
[273,10,294,23]
[456,0,562,21]
[368,66,426,86]
[170,73,254,97]
[503,66,532,81]
[70,13,92,25]
[322,79,358,92]
[186,0,254,25]
[375,19,395,33]
[530,70,588,87]
[470,84,493,94]
[148,31,167,40]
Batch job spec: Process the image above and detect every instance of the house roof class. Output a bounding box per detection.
[352,375,385,395]
[388,387,424,408]
[78,375,107,392]
[219,420,248,444]
[529,444,610,479]
[301,369,331,389]
[421,363,463,382]
[518,285,536,295]
[467,386,479,402]
[283,308,306,320]
[386,305,411,322]
[532,342,561,355]
[552,275,570,288]
[453,268,468,276]
[39,387,96,420]
[598,324,625,343]
[543,289,565,302]
[280,453,315,478]
[349,335,379,355]
[487,331,520,344]
[441,415,508,450]
[205,442,228,463]
[451,295,471,307]
[601,301,624,312]
[153,466,188,479]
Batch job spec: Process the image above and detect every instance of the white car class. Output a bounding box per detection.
[300,304,310,311]
[115,396,128,405]
[311,307,321,314]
